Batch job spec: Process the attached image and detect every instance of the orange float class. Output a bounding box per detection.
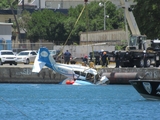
[66,80,75,85]
[66,80,71,84]
[70,80,75,84]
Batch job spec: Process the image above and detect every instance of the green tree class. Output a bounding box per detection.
[25,1,124,45]
[64,1,124,44]
[133,0,160,39]
[18,10,31,33]
[45,12,66,44]
[27,10,50,43]
[6,0,21,43]
[0,0,18,9]
[64,5,86,44]
[86,1,124,30]
[27,9,66,43]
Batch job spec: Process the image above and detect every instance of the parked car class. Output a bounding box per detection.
[12,48,28,55]
[49,50,63,62]
[16,50,37,64]
[0,50,17,65]
[49,50,57,57]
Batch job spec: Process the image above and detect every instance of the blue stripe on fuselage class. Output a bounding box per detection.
[38,47,75,78]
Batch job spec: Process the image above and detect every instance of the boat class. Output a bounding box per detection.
[32,47,109,85]
[129,73,160,100]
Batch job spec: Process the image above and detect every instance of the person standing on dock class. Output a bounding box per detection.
[115,51,121,68]
[64,50,71,64]
[102,51,108,67]
[83,55,88,65]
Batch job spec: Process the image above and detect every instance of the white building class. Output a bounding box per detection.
[18,0,135,9]
[0,22,13,50]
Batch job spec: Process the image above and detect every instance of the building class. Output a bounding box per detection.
[80,29,126,45]
[0,0,135,24]
[18,0,135,9]
[0,22,13,50]
[0,0,135,50]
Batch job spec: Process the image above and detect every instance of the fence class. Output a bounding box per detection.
[12,42,54,50]
[11,42,115,58]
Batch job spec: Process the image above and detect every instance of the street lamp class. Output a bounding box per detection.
[99,1,109,30]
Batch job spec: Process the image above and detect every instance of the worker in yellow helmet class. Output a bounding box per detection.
[101,51,108,67]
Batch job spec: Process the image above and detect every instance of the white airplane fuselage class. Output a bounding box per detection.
[32,47,109,85]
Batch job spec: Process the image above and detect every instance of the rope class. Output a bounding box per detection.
[0,97,31,119]
[58,5,86,57]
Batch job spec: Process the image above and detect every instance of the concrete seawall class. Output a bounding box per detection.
[0,66,160,84]
[0,67,66,84]
[100,67,160,84]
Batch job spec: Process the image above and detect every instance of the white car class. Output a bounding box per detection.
[16,50,37,64]
[49,50,57,57]
[0,50,17,65]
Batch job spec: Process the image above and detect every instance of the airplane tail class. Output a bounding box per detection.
[32,47,56,73]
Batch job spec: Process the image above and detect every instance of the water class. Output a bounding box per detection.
[0,84,159,120]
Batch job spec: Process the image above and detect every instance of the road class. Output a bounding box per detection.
[0,63,33,68]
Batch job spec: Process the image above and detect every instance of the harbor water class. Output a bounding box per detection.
[0,84,159,120]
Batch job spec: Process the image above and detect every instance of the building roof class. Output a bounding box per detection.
[0,22,13,25]
[0,9,68,15]
[0,10,17,14]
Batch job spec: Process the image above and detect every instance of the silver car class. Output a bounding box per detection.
[0,50,17,65]
[16,50,37,64]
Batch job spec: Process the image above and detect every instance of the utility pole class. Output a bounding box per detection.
[99,1,109,31]
[39,0,41,11]
[104,2,106,30]
[84,0,89,57]
[22,0,24,11]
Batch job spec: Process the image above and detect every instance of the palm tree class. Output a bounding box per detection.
[7,0,21,42]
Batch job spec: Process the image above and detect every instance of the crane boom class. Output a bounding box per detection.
[120,0,140,35]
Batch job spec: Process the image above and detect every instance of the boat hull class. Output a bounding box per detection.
[129,80,160,100]
[60,78,109,85]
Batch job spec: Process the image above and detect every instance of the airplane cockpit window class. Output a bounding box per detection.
[86,73,94,82]
[74,71,80,74]
[74,71,86,77]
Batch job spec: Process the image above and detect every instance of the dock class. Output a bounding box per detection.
[0,63,160,84]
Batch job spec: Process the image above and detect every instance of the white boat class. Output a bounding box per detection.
[32,47,109,85]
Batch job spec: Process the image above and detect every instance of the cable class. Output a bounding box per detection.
[0,97,31,119]
[57,5,86,57]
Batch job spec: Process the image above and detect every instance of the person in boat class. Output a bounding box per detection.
[64,50,71,64]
